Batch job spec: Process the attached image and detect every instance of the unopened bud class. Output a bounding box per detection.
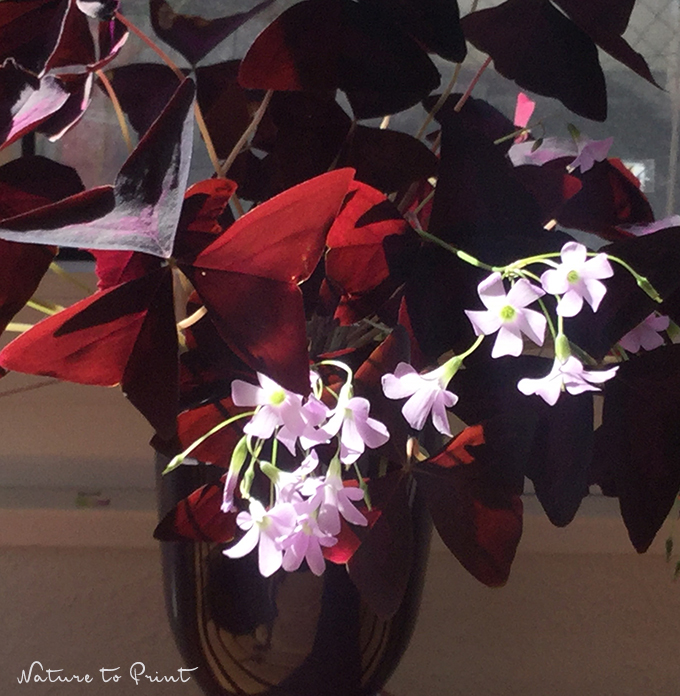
[554,333,571,362]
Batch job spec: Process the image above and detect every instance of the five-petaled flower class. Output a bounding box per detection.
[517,356,618,406]
[540,242,613,317]
[381,361,459,436]
[465,273,546,358]
[223,499,297,577]
[231,372,308,451]
[322,390,390,464]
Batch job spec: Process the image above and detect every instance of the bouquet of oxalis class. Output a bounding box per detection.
[2,0,680,611]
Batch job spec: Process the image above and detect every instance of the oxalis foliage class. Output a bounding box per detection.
[1,0,679,611]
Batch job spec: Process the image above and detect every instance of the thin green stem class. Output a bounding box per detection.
[606,254,663,302]
[536,297,557,341]
[415,227,499,272]
[457,335,485,361]
[162,411,256,474]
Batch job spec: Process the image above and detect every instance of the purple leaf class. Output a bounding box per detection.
[462,0,607,121]
[103,63,180,137]
[339,125,438,194]
[150,0,277,66]
[0,78,195,257]
[196,61,265,160]
[414,424,524,587]
[360,0,466,62]
[553,0,658,87]
[94,16,129,71]
[594,345,680,552]
[239,0,440,119]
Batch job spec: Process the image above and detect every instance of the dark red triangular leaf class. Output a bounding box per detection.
[326,182,417,324]
[0,268,171,385]
[190,169,354,282]
[0,155,84,336]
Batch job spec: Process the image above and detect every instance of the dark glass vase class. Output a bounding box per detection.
[156,458,432,696]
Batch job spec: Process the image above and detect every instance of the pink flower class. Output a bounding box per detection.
[323,392,390,464]
[618,313,670,353]
[517,356,618,406]
[540,242,613,317]
[281,511,337,576]
[465,273,546,358]
[302,467,368,536]
[231,373,308,451]
[508,135,612,173]
[513,92,535,143]
[223,499,297,577]
[381,362,458,436]
[569,136,613,173]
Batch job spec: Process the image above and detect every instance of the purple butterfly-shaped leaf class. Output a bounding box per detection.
[150,0,277,66]
[462,0,607,121]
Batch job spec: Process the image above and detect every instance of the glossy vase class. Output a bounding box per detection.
[156,457,432,696]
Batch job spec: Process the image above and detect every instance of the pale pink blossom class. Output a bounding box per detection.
[223,499,297,577]
[508,136,577,167]
[281,511,337,576]
[540,242,613,317]
[323,392,390,464]
[302,468,367,535]
[273,450,320,504]
[221,469,239,513]
[618,215,680,237]
[618,313,670,353]
[569,136,613,173]
[517,356,618,406]
[465,273,546,358]
[508,135,611,172]
[381,362,458,436]
[513,92,535,143]
[231,373,308,451]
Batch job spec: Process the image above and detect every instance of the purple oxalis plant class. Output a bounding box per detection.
[2,0,680,614]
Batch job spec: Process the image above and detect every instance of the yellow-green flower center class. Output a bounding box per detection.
[500,305,516,322]
[567,269,579,284]
[270,388,286,405]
